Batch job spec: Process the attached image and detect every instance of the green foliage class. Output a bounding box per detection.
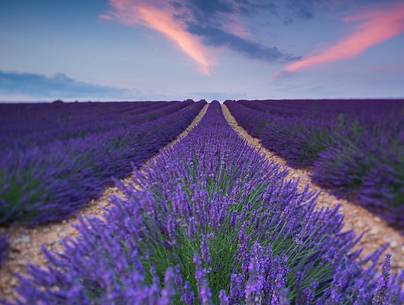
[337,113,345,128]
[298,129,336,166]
[135,160,336,304]
[0,170,49,223]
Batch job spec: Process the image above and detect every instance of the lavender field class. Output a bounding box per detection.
[2,0,404,302]
[0,100,403,304]
[0,101,205,270]
[0,101,205,225]
[225,100,404,228]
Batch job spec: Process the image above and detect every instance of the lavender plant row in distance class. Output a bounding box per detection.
[0,101,191,150]
[225,100,404,227]
[11,102,403,304]
[0,101,206,225]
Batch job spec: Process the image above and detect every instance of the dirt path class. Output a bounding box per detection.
[222,104,404,273]
[0,104,209,300]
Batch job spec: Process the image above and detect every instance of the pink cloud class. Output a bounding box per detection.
[285,3,404,72]
[99,14,113,21]
[218,13,252,40]
[104,0,213,75]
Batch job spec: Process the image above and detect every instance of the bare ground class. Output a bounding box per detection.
[222,104,404,273]
[0,104,209,300]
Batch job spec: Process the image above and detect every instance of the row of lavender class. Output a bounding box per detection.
[0,101,204,263]
[0,102,183,266]
[8,102,402,304]
[0,101,189,150]
[225,100,404,228]
[0,101,205,227]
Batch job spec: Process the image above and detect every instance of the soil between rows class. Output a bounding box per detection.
[221,103,404,273]
[1,103,402,301]
[0,104,209,301]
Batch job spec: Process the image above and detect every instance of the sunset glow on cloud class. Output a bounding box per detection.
[285,3,404,72]
[136,5,212,74]
[105,0,213,74]
[2,0,404,100]
[219,13,252,40]
[102,0,294,74]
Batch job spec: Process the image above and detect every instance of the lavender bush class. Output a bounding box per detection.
[0,101,205,225]
[8,102,403,305]
[0,235,8,266]
[225,100,404,227]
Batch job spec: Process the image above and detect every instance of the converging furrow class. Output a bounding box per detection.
[5,102,402,304]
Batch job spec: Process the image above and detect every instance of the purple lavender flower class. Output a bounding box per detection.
[225,99,404,227]
[0,234,8,266]
[7,101,403,305]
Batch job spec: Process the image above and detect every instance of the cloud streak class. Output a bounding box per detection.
[103,0,298,74]
[285,2,404,72]
[136,5,212,74]
[0,71,132,99]
[179,0,297,63]
[104,0,212,74]
[188,25,298,62]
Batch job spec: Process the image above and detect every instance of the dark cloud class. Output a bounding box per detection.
[281,0,401,22]
[285,0,316,20]
[181,0,381,60]
[187,0,234,14]
[188,25,299,62]
[0,71,132,99]
[184,0,277,16]
[175,0,317,20]
[169,0,299,62]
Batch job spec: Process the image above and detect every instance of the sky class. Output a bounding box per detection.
[0,0,404,101]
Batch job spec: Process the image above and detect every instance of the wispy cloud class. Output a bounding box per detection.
[137,5,212,74]
[0,71,133,100]
[103,0,213,74]
[102,0,297,74]
[218,12,252,40]
[178,0,298,63]
[285,2,404,72]
[188,25,298,62]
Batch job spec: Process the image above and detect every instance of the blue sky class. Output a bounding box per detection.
[1,0,404,101]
